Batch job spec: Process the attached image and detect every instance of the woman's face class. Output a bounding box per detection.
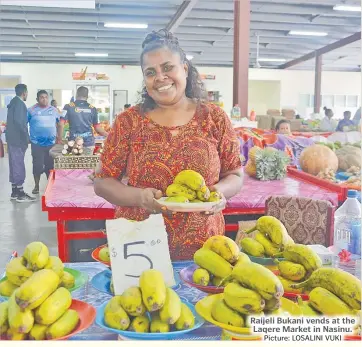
[277,123,291,135]
[142,48,188,107]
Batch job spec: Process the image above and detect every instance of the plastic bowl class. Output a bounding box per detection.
[96,300,204,340]
[248,255,285,271]
[1,299,96,341]
[179,264,224,294]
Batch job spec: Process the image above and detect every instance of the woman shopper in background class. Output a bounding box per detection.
[94,29,243,261]
[320,107,337,132]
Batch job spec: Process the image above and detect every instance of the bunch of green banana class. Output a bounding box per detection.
[227,262,284,300]
[239,238,265,257]
[166,183,196,201]
[275,244,322,277]
[174,170,206,192]
[223,282,265,314]
[291,268,361,310]
[193,248,233,278]
[255,232,281,257]
[120,287,146,317]
[104,296,130,331]
[203,235,240,264]
[211,298,245,327]
[309,287,355,316]
[275,260,306,281]
[277,276,307,294]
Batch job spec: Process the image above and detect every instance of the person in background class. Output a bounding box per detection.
[124,103,131,110]
[336,111,354,132]
[58,87,108,155]
[352,107,361,126]
[28,90,62,194]
[6,84,36,202]
[275,119,291,135]
[320,107,336,132]
[295,114,301,119]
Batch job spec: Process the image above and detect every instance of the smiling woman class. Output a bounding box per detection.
[93,29,243,261]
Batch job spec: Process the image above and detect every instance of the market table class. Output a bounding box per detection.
[42,169,338,262]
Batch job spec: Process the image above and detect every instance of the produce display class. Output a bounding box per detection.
[102,269,195,333]
[244,146,290,181]
[61,137,84,156]
[0,242,80,340]
[163,170,220,204]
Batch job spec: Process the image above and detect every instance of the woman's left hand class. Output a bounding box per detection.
[204,187,227,215]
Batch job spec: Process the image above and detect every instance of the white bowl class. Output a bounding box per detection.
[155,197,218,213]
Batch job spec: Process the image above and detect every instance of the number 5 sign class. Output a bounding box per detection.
[106,215,176,295]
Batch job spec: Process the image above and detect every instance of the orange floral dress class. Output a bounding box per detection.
[97,102,242,260]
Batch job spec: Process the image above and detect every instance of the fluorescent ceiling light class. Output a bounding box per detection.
[0,51,22,55]
[289,30,328,37]
[104,23,148,29]
[0,0,95,9]
[258,58,286,62]
[186,54,194,60]
[333,5,361,12]
[75,53,108,57]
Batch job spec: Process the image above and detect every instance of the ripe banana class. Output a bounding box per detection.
[208,191,221,202]
[0,279,18,297]
[8,291,34,334]
[223,282,265,314]
[292,268,361,310]
[296,296,320,316]
[239,238,265,257]
[192,268,210,286]
[150,313,170,333]
[309,287,355,316]
[60,271,75,289]
[120,286,146,317]
[277,276,306,294]
[246,216,291,247]
[264,297,281,312]
[276,260,306,281]
[166,183,197,201]
[211,298,245,327]
[193,248,233,278]
[7,328,27,340]
[15,269,60,310]
[6,257,33,285]
[0,301,9,328]
[104,296,130,331]
[139,270,166,312]
[129,315,150,333]
[212,276,234,287]
[230,262,284,300]
[23,242,49,271]
[234,252,251,267]
[255,232,280,257]
[99,247,110,262]
[159,288,182,324]
[35,287,72,325]
[174,303,195,330]
[44,256,64,278]
[276,244,322,276]
[174,170,206,191]
[0,322,9,335]
[29,324,48,340]
[45,309,80,340]
[196,187,210,201]
[203,235,240,264]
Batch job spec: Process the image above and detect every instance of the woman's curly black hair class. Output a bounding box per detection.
[138,29,207,113]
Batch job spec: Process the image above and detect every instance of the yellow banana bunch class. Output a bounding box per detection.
[211,298,245,327]
[276,244,322,276]
[174,303,195,330]
[208,192,221,202]
[276,260,306,281]
[246,216,292,247]
[234,252,251,267]
[15,269,59,310]
[239,238,265,257]
[8,291,34,334]
[255,232,280,257]
[104,296,130,330]
[223,282,265,314]
[120,287,146,317]
[174,170,206,191]
[193,248,233,278]
[129,315,150,333]
[6,257,33,285]
[150,313,170,333]
[44,256,64,278]
[192,268,210,286]
[0,279,18,297]
[230,262,284,300]
[196,187,210,202]
[277,276,306,294]
[309,287,355,316]
[296,296,319,316]
[60,272,75,289]
[203,235,240,264]
[166,183,197,201]
[29,324,48,340]
[23,242,49,271]
[45,309,80,340]
[159,288,181,324]
[139,270,166,312]
[291,268,361,310]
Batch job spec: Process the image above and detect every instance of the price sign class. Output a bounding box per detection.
[106,215,175,295]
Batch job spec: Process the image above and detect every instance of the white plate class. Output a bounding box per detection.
[155,197,218,212]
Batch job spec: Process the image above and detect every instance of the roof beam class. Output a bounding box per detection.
[280,32,361,69]
[166,0,198,33]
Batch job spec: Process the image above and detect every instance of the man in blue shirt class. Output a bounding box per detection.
[336,111,355,132]
[28,90,62,194]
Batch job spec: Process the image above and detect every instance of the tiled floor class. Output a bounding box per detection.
[0,147,58,269]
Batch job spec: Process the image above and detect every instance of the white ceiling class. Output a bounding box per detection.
[0,0,360,71]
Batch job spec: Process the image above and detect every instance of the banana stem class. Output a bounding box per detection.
[245,226,257,234]
[272,252,283,258]
[218,275,232,287]
[290,280,309,289]
[296,295,303,306]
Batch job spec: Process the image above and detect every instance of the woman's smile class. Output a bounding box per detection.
[156,83,174,93]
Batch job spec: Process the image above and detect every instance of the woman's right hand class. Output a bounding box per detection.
[140,188,170,215]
